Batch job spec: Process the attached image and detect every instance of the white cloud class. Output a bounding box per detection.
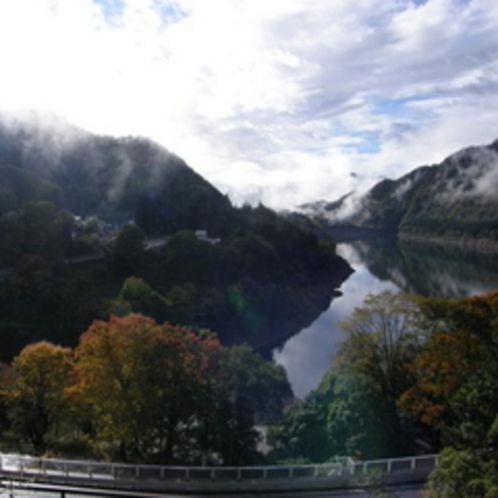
[1,0,498,209]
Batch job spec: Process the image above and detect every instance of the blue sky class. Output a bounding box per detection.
[0,0,498,208]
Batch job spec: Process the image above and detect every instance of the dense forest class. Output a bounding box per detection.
[270,290,498,496]
[0,314,292,465]
[0,116,351,359]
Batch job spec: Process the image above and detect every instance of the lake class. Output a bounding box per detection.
[273,239,498,399]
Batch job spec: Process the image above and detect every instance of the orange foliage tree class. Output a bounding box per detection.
[72,313,220,462]
[399,329,483,428]
[399,292,498,435]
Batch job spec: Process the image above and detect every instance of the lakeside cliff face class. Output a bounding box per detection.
[301,139,498,245]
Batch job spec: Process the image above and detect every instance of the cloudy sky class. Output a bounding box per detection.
[1,0,498,209]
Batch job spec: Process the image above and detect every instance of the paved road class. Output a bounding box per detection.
[0,236,170,280]
[1,480,425,498]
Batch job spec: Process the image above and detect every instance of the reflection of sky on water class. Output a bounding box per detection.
[273,244,398,399]
[274,241,498,399]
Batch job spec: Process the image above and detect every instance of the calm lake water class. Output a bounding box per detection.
[273,239,498,399]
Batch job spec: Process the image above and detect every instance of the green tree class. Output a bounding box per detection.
[110,224,145,276]
[271,291,428,463]
[119,276,170,321]
[269,376,334,463]
[337,292,428,455]
[203,345,293,465]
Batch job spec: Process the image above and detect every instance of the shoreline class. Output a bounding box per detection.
[398,232,498,253]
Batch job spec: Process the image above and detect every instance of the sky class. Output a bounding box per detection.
[1,0,498,209]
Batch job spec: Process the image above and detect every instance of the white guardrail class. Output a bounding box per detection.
[0,453,438,483]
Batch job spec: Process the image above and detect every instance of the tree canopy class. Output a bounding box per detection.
[0,314,292,464]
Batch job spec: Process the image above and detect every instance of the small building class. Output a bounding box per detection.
[194,230,221,244]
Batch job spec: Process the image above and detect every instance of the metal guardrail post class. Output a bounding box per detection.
[288,466,293,478]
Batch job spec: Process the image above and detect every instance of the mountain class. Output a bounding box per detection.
[0,112,352,360]
[0,113,233,236]
[301,139,498,246]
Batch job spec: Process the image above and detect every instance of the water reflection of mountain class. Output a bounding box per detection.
[274,239,498,398]
[351,238,498,298]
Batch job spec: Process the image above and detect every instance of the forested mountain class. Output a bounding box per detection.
[0,113,351,360]
[0,115,233,235]
[301,139,498,245]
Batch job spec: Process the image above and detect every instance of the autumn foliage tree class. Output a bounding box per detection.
[398,293,497,435]
[402,292,498,496]
[69,314,291,464]
[0,314,291,463]
[2,342,74,453]
[271,290,498,467]
[399,329,483,430]
[72,314,211,461]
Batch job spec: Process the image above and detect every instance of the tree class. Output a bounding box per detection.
[428,446,498,498]
[410,292,498,496]
[2,342,74,453]
[339,292,429,453]
[269,373,335,463]
[73,314,218,462]
[110,224,145,276]
[399,293,498,438]
[200,345,292,465]
[339,291,427,401]
[271,292,428,462]
[119,276,170,321]
[399,329,482,430]
[325,368,402,459]
[270,365,406,462]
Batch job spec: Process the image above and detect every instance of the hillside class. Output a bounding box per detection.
[0,113,352,359]
[301,139,498,246]
[0,115,234,236]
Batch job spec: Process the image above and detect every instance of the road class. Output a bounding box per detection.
[1,480,425,498]
[0,236,171,280]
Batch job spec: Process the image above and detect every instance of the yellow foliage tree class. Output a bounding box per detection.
[3,341,74,453]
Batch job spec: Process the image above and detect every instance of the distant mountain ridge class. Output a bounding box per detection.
[301,139,498,245]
